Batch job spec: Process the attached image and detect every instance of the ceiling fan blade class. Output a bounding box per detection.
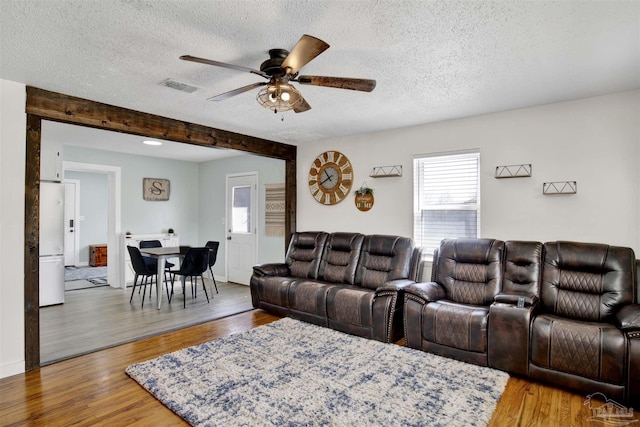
[297,76,376,92]
[180,55,268,78]
[207,82,267,101]
[293,97,312,113]
[281,35,330,75]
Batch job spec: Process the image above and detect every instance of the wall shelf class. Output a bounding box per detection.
[495,164,532,178]
[369,165,402,178]
[543,181,577,195]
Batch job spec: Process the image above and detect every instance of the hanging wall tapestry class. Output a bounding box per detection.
[265,183,285,237]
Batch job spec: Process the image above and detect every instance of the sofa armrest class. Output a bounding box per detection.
[494,292,539,307]
[404,282,446,303]
[252,263,289,277]
[616,304,640,332]
[376,279,415,294]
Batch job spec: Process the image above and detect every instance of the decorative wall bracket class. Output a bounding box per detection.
[543,181,577,195]
[495,164,532,178]
[369,165,402,178]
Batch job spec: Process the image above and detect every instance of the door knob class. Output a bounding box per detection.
[227,236,232,240]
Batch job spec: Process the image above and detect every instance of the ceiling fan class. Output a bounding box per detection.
[180,34,376,114]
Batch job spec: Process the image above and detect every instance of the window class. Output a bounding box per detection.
[231,185,251,233]
[413,151,480,259]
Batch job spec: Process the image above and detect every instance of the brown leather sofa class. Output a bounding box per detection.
[404,238,640,405]
[251,231,421,342]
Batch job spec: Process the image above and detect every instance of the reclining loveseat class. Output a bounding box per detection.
[403,238,640,405]
[250,231,421,343]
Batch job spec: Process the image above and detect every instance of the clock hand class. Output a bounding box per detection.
[320,173,333,185]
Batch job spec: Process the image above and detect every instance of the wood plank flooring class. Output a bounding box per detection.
[40,280,252,363]
[3,309,637,426]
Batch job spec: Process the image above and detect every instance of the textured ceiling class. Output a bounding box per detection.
[1,0,639,160]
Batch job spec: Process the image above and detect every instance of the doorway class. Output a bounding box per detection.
[23,86,297,370]
[63,161,122,288]
[226,173,257,285]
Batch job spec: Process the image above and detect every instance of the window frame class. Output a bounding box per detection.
[413,149,481,260]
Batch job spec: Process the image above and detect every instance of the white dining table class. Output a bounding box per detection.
[139,246,189,309]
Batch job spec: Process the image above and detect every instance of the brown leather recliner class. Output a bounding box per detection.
[288,232,365,327]
[252,231,421,342]
[250,231,328,316]
[529,241,638,402]
[404,238,504,366]
[326,234,419,342]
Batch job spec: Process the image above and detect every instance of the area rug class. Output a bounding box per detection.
[65,266,108,290]
[126,317,509,426]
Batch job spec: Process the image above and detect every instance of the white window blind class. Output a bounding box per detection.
[413,151,480,259]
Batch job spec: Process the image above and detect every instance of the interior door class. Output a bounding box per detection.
[226,174,257,285]
[63,180,79,266]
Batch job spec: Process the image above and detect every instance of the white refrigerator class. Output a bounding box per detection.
[40,181,65,306]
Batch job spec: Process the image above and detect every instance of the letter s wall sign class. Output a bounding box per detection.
[143,178,171,201]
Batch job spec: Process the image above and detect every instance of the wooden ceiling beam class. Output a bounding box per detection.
[25,86,296,161]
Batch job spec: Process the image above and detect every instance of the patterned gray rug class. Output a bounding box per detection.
[126,318,509,426]
[65,266,108,290]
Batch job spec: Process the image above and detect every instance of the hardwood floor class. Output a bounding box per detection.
[40,280,252,363]
[3,309,637,426]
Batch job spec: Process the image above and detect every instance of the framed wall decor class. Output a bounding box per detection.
[143,178,170,201]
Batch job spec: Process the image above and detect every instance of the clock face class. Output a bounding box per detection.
[308,151,353,205]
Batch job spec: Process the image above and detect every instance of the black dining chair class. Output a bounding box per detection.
[205,241,220,294]
[170,247,211,308]
[127,246,171,308]
[139,240,174,276]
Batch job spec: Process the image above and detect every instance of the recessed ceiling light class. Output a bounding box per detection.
[143,140,162,146]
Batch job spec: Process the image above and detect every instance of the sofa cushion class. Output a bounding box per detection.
[503,240,543,296]
[254,276,294,308]
[355,235,415,290]
[288,280,339,318]
[286,232,329,279]
[318,232,364,284]
[542,241,635,322]
[421,300,489,353]
[436,238,504,306]
[326,285,374,327]
[531,314,625,385]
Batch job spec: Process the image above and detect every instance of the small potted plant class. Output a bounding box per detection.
[354,186,374,196]
[168,228,175,236]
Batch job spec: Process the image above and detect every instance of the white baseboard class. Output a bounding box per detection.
[0,359,25,379]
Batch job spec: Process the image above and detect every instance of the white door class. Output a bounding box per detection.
[63,180,79,266]
[226,174,257,285]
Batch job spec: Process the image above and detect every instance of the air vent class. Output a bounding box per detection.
[160,78,198,93]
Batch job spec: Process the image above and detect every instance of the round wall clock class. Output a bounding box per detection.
[308,150,353,205]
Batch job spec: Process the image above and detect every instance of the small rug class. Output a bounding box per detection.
[65,266,108,290]
[126,318,509,426]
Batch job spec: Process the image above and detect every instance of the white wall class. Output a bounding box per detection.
[298,90,640,253]
[0,80,26,377]
[62,146,201,245]
[198,154,286,279]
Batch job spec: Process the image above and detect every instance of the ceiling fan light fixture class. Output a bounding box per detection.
[257,82,302,113]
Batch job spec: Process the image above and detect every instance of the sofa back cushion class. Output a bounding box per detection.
[355,235,415,290]
[542,241,635,322]
[286,232,329,279]
[435,238,504,306]
[319,232,365,284]
[503,240,543,296]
